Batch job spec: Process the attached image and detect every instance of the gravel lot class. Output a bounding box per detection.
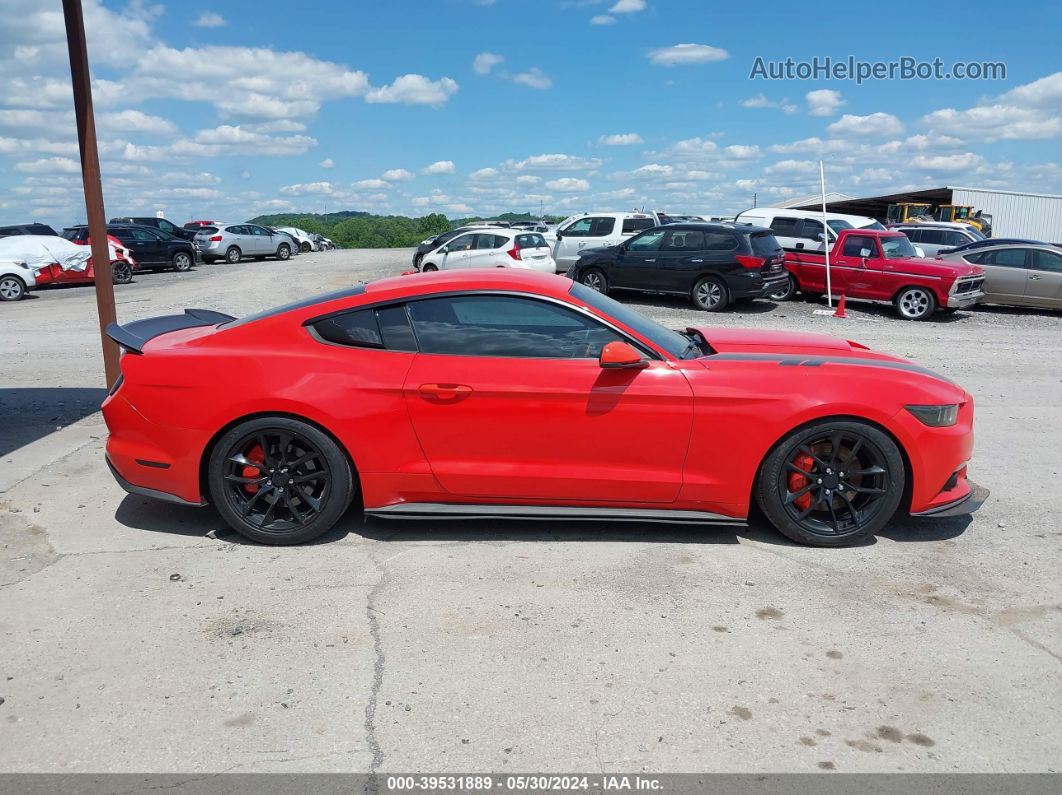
[1,248,1060,773]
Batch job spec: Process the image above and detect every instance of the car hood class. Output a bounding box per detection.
[695,327,861,355]
[884,257,984,278]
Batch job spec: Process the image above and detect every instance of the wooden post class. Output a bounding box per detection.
[63,0,120,388]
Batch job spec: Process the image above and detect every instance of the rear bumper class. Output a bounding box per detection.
[106,457,206,507]
[729,273,789,299]
[911,480,989,517]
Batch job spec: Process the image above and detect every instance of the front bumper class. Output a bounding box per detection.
[947,289,983,309]
[911,480,989,517]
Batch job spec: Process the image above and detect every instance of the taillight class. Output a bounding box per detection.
[507,245,522,261]
[209,235,223,241]
[735,255,765,269]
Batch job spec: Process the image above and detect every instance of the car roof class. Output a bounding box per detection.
[366,269,572,301]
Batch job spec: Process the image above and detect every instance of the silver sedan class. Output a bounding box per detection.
[195,223,295,264]
[937,242,1062,310]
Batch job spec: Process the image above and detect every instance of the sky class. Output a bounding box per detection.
[0,0,1060,229]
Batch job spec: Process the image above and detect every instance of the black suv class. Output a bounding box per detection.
[62,224,198,272]
[567,223,787,311]
[109,216,197,241]
[0,222,59,238]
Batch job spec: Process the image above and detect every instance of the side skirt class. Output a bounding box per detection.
[365,503,747,525]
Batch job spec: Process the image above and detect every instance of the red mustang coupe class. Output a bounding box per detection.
[102,270,986,546]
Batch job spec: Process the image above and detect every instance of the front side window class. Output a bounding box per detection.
[446,234,476,252]
[130,228,157,241]
[799,219,827,241]
[562,218,593,237]
[158,220,177,233]
[407,295,624,359]
[627,229,666,252]
[842,235,878,258]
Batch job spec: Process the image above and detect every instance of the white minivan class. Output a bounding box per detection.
[734,208,885,254]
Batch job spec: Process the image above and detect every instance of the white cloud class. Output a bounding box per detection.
[469,167,500,180]
[827,112,905,138]
[423,160,456,175]
[193,11,226,28]
[246,120,308,133]
[740,94,798,114]
[546,177,590,192]
[411,196,431,207]
[15,157,80,174]
[610,0,646,11]
[366,74,458,107]
[320,158,334,169]
[512,153,603,171]
[511,68,552,90]
[473,52,504,75]
[921,72,1062,141]
[648,44,729,67]
[354,178,390,189]
[599,132,643,145]
[806,89,844,117]
[910,153,985,172]
[98,109,177,135]
[382,168,415,182]
[590,15,616,25]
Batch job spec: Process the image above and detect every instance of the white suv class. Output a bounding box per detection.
[548,212,661,271]
[419,229,556,273]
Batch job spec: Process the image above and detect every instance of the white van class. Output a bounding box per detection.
[734,207,885,254]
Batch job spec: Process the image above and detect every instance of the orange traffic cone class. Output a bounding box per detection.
[833,293,847,318]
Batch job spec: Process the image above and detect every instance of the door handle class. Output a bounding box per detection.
[1028,275,1042,280]
[690,259,703,263]
[644,258,656,262]
[418,383,473,398]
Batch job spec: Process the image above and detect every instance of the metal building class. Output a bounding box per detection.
[790,186,1062,241]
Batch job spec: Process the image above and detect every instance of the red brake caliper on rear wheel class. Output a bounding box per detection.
[242,444,265,494]
[787,453,815,511]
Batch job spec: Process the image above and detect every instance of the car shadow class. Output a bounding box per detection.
[619,293,780,315]
[791,295,971,323]
[114,495,972,549]
[0,386,108,457]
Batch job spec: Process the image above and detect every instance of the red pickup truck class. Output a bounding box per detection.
[776,228,985,320]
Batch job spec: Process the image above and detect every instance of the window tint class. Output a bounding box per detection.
[225,225,247,235]
[516,233,546,249]
[376,305,418,351]
[663,230,705,251]
[798,219,827,241]
[627,229,666,252]
[158,220,177,233]
[921,229,947,245]
[590,217,616,236]
[984,248,1027,268]
[622,217,654,234]
[769,217,801,237]
[947,232,970,246]
[129,228,156,241]
[902,228,922,243]
[1032,249,1062,273]
[407,295,623,359]
[472,233,501,250]
[314,310,383,348]
[842,235,878,258]
[749,232,782,256]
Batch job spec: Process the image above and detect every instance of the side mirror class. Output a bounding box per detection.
[439,246,450,254]
[815,232,825,242]
[555,231,564,240]
[599,341,649,370]
[914,245,926,258]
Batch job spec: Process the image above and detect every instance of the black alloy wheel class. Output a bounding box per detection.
[208,417,354,545]
[757,421,905,546]
[111,261,133,284]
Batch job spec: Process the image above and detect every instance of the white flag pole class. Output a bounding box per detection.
[820,159,832,308]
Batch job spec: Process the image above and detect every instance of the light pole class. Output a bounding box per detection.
[62,0,120,388]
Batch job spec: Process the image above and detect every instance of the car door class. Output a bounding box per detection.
[465,233,505,268]
[123,227,163,265]
[653,229,712,293]
[401,293,693,502]
[794,219,829,253]
[1025,248,1062,308]
[553,217,593,268]
[833,233,884,295]
[438,233,476,268]
[248,225,274,255]
[609,228,667,290]
[975,248,1030,304]
[768,216,803,252]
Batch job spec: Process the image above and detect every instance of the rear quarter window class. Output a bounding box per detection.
[749,231,783,256]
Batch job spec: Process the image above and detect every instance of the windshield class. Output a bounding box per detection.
[880,234,918,259]
[826,220,853,232]
[858,220,886,230]
[570,282,693,358]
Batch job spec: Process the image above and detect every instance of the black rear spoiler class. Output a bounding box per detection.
[105,308,235,354]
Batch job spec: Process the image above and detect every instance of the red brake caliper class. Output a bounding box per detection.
[788,453,815,511]
[242,444,265,494]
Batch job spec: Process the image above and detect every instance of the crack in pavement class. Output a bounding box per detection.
[364,550,389,786]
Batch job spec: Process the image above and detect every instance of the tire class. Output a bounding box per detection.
[225,246,242,264]
[894,286,937,320]
[111,261,133,285]
[172,251,193,272]
[276,244,291,261]
[580,268,608,294]
[208,417,355,545]
[421,262,439,272]
[768,274,798,302]
[300,242,312,253]
[691,276,729,311]
[0,275,26,301]
[756,419,906,547]
[413,253,423,270]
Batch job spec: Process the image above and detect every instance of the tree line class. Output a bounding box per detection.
[247,211,565,249]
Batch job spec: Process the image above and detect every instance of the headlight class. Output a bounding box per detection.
[905,404,959,427]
